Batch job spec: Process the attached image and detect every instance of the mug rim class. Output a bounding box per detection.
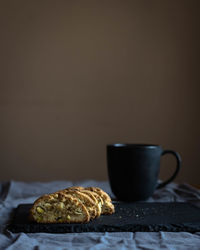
[107,143,160,149]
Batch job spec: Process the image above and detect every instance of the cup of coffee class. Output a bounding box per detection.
[107,143,181,201]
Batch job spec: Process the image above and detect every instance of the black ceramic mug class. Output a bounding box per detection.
[107,144,181,201]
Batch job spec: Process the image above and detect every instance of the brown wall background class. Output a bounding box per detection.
[0,0,199,184]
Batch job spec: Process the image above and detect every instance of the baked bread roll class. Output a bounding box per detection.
[30,192,90,223]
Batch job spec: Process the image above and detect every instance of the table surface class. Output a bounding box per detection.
[0,180,200,250]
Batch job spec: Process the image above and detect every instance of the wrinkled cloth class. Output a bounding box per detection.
[0,180,200,250]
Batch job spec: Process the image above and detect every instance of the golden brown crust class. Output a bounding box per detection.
[85,187,114,215]
[77,189,101,218]
[66,186,114,215]
[66,186,84,190]
[65,186,102,217]
[59,189,97,219]
[85,187,111,202]
[87,191,103,217]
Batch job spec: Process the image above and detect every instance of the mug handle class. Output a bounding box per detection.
[157,150,181,189]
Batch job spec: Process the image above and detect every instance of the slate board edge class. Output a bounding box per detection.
[7,223,200,233]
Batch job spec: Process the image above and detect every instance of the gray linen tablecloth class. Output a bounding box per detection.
[0,180,200,250]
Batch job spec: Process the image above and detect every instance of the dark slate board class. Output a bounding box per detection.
[7,202,200,233]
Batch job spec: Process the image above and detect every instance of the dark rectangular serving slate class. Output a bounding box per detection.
[7,202,200,233]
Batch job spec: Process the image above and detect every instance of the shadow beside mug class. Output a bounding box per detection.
[107,143,181,201]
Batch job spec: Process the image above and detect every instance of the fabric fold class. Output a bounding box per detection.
[0,180,199,250]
